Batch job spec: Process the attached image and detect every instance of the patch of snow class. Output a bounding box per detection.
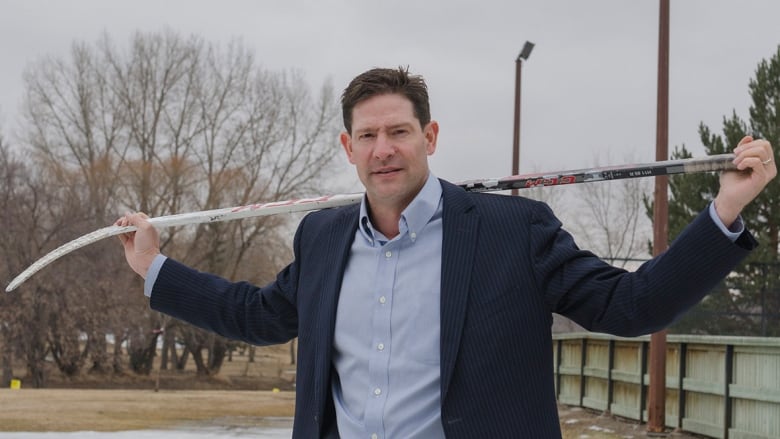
[588,424,615,433]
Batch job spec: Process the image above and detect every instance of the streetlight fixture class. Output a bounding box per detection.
[512,41,534,196]
[518,41,535,61]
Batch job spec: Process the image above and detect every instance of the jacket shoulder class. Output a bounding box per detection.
[295,203,359,241]
[303,202,359,223]
[440,178,552,217]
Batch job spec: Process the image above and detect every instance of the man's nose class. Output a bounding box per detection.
[373,133,395,160]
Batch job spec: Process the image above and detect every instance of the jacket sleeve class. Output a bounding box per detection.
[532,203,756,336]
[149,217,309,345]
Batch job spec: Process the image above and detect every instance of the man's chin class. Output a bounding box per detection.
[368,174,401,189]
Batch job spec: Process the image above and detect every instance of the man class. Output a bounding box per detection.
[118,67,776,438]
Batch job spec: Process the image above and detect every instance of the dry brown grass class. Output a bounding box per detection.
[1,344,695,437]
[0,388,295,432]
[0,388,695,437]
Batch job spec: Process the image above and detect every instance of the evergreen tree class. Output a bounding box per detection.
[647,46,780,336]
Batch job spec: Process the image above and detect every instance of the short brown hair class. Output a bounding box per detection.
[341,66,430,133]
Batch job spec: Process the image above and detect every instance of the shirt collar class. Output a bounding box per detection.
[359,172,443,245]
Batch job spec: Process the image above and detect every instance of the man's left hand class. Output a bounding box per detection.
[714,135,776,227]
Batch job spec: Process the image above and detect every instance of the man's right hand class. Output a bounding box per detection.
[116,212,160,279]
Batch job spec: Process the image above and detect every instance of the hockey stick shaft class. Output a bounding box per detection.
[460,153,735,191]
[5,153,736,292]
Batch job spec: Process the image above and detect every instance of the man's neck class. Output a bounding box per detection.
[365,174,430,239]
[367,203,403,239]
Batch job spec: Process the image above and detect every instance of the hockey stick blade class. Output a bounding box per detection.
[5,194,363,293]
[5,153,736,292]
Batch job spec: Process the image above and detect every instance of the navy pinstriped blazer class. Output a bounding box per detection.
[151,179,755,438]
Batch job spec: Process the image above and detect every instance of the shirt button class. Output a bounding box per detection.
[385,250,392,258]
[410,232,417,241]
[371,434,378,439]
[379,296,386,304]
[374,387,382,396]
[377,343,385,351]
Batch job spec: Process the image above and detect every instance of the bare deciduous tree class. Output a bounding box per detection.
[567,153,652,268]
[0,137,78,386]
[15,29,341,380]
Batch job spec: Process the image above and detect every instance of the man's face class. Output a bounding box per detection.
[340,93,438,213]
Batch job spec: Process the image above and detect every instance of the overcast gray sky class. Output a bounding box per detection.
[2,0,779,190]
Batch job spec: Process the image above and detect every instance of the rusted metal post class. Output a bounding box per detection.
[648,0,670,435]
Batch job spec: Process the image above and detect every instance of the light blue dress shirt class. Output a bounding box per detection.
[332,172,444,439]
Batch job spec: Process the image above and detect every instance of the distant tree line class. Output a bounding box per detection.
[0,29,341,387]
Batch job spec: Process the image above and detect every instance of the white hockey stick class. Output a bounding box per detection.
[5,153,736,292]
[5,194,363,292]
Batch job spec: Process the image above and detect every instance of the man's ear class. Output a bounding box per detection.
[425,121,439,156]
[340,131,355,164]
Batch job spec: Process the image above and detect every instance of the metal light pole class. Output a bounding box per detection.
[512,41,534,196]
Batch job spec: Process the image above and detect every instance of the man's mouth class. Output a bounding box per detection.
[373,167,401,175]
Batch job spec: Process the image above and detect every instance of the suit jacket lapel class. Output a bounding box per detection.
[313,205,359,424]
[439,181,479,403]
[316,204,359,336]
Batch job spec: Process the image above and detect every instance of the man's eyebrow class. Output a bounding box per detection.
[354,121,413,133]
[353,127,376,135]
[387,122,414,130]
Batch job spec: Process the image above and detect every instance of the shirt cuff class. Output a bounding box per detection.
[709,202,744,242]
[143,254,168,298]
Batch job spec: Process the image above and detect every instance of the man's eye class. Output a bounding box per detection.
[392,129,408,136]
[359,133,375,140]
